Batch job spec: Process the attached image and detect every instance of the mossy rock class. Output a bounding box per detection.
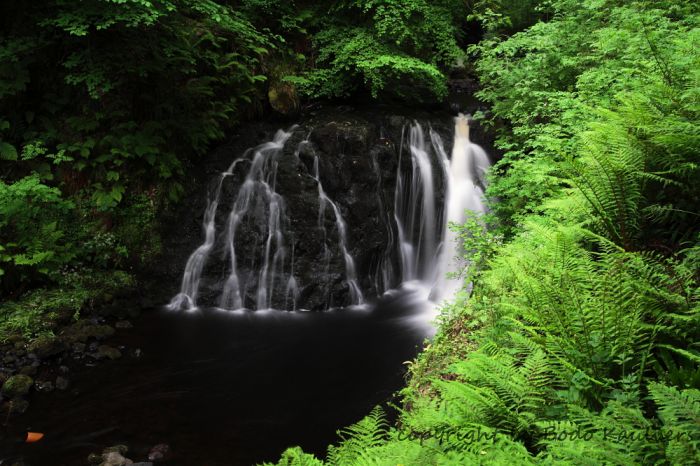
[2,374,34,397]
[97,345,122,360]
[103,444,129,455]
[28,334,66,359]
[268,82,299,116]
[60,321,115,343]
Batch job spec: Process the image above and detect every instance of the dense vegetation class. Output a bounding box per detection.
[0,0,468,337]
[264,0,700,464]
[2,0,698,464]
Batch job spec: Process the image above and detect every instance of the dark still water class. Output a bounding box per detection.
[1,289,434,465]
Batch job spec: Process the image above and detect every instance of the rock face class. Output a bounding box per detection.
[158,105,493,311]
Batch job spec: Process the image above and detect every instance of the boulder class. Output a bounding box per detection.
[97,345,122,360]
[268,82,299,116]
[28,334,66,359]
[1,374,33,397]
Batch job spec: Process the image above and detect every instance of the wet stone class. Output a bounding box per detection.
[19,365,37,376]
[101,451,133,466]
[6,397,30,415]
[27,335,66,359]
[34,380,54,392]
[55,376,70,390]
[1,374,33,397]
[97,345,122,360]
[115,320,133,329]
[103,444,129,455]
[73,342,86,353]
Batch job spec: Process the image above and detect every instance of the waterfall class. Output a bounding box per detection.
[169,129,365,311]
[393,114,490,301]
[394,124,440,283]
[433,114,490,300]
[169,129,293,311]
[168,113,489,312]
[309,146,364,306]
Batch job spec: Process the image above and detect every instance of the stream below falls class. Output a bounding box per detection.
[0,289,433,465]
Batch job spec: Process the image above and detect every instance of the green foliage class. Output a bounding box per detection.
[0,269,134,340]
[0,0,264,305]
[0,175,76,293]
[1,0,269,211]
[472,0,700,238]
[284,0,466,101]
[267,1,700,465]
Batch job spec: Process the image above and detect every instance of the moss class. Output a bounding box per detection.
[0,269,135,341]
[27,334,65,358]
[1,374,33,397]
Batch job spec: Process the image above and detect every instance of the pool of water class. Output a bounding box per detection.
[0,289,434,465]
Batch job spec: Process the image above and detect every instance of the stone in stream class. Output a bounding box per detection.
[27,334,66,359]
[34,379,54,392]
[148,443,170,462]
[19,365,37,376]
[56,375,70,390]
[60,321,115,343]
[100,451,133,466]
[115,320,133,329]
[103,444,129,455]
[97,345,122,360]
[1,374,33,397]
[4,397,30,415]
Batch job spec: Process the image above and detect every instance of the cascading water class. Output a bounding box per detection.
[392,114,490,302]
[433,114,490,300]
[169,129,294,311]
[169,129,365,311]
[168,114,489,312]
[309,148,364,306]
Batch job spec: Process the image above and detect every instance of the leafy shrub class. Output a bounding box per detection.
[284,0,466,102]
[0,175,75,295]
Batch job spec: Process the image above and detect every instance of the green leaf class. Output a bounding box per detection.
[0,142,18,160]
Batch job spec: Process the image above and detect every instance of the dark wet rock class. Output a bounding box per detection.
[55,375,70,390]
[104,445,129,455]
[148,443,170,462]
[34,379,54,392]
[73,342,86,353]
[2,374,33,397]
[59,364,70,373]
[4,397,30,415]
[60,321,115,343]
[133,348,142,358]
[115,320,133,329]
[28,334,66,359]
[19,365,37,376]
[88,452,103,464]
[97,345,122,360]
[100,451,133,466]
[268,82,299,116]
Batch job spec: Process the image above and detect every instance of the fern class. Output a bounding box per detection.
[326,406,389,466]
